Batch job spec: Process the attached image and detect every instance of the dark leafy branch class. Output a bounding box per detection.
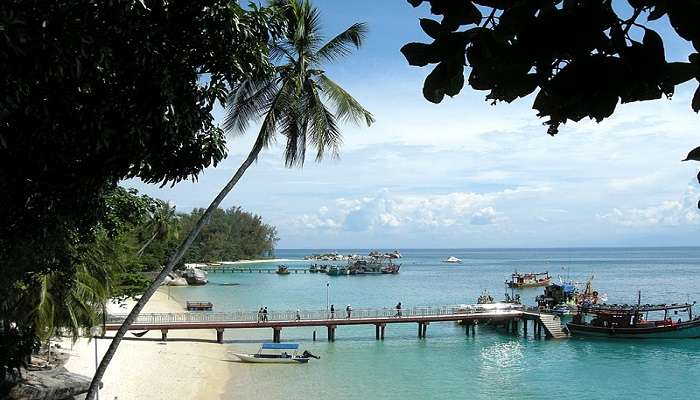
[401,0,700,135]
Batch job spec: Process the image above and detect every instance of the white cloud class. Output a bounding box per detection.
[295,186,548,233]
[599,184,700,227]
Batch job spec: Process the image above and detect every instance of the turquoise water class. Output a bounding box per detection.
[171,248,700,399]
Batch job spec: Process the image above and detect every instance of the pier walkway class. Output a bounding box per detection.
[199,265,310,273]
[105,305,568,343]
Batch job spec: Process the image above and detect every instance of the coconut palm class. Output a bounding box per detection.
[85,2,373,398]
[136,201,178,257]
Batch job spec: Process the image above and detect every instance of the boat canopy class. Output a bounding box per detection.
[261,343,299,350]
[580,303,694,314]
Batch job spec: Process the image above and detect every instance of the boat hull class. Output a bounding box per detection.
[567,320,700,339]
[231,353,310,363]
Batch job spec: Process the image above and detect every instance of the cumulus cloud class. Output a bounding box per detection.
[294,186,549,233]
[599,184,700,227]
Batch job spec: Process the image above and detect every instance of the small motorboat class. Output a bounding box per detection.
[230,343,319,364]
[442,256,462,264]
[276,265,290,275]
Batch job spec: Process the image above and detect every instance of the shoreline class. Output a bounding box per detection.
[60,288,233,400]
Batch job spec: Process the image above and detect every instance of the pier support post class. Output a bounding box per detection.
[523,319,528,338]
[512,319,518,334]
[418,322,423,338]
[327,325,336,342]
[272,327,282,343]
[422,322,429,338]
[380,324,385,340]
[375,324,380,340]
[313,331,317,341]
[160,329,168,342]
[216,328,225,344]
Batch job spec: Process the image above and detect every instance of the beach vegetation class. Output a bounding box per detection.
[0,0,280,392]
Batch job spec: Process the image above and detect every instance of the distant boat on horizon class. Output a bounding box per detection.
[442,256,462,264]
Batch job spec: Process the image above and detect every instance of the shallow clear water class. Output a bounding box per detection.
[170,248,700,400]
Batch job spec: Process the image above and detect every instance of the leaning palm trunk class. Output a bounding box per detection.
[135,230,158,257]
[84,140,263,400]
[87,2,373,398]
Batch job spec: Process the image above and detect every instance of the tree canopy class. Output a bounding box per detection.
[0,0,278,287]
[401,0,700,135]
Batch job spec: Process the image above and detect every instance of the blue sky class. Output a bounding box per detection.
[127,0,700,249]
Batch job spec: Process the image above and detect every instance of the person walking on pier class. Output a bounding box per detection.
[257,307,263,323]
[346,304,352,319]
[330,304,335,319]
[262,307,268,322]
[395,302,402,317]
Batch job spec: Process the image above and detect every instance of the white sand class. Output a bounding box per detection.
[60,289,234,400]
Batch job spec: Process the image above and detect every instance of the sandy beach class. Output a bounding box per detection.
[60,289,234,400]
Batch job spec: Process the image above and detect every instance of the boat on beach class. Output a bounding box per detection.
[230,343,319,364]
[567,301,700,339]
[505,271,550,288]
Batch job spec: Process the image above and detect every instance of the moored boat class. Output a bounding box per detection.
[381,265,400,274]
[230,343,319,363]
[506,271,550,288]
[567,302,700,339]
[276,265,290,275]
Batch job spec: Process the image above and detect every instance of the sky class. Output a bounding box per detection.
[127,0,700,249]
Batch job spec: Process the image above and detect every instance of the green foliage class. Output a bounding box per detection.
[401,0,700,135]
[0,0,278,301]
[225,0,374,167]
[0,0,281,381]
[179,207,279,263]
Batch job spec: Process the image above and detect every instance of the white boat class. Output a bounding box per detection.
[230,343,319,364]
[442,256,462,263]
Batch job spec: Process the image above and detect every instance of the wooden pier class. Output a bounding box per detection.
[104,305,568,343]
[199,265,310,273]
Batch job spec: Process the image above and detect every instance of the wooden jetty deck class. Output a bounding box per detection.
[104,305,568,343]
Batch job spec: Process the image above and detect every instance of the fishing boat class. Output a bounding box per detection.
[567,300,700,339]
[442,256,462,263]
[381,265,400,274]
[505,271,550,288]
[230,343,319,364]
[276,265,290,275]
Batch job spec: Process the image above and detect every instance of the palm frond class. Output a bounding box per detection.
[316,22,368,64]
[304,79,342,162]
[317,74,374,126]
[224,77,280,135]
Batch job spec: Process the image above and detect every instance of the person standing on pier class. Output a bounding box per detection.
[296,309,301,321]
[330,304,335,319]
[257,307,263,323]
[263,307,268,322]
[346,304,352,319]
[395,302,402,317]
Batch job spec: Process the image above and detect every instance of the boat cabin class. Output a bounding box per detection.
[572,303,695,328]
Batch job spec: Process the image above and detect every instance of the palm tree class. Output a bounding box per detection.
[136,200,178,257]
[85,2,373,398]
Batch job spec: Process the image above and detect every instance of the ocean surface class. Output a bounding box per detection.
[170,248,700,400]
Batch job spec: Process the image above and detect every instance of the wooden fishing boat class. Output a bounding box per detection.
[381,265,400,274]
[567,302,700,339]
[230,343,319,364]
[505,271,550,288]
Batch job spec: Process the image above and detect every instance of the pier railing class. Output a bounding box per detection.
[106,304,524,325]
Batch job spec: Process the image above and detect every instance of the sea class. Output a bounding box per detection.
[170,248,700,400]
